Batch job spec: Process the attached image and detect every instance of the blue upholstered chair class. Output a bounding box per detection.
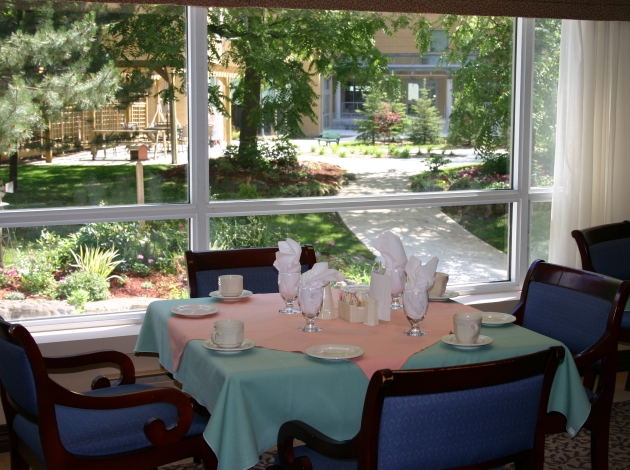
[512,260,630,470]
[271,347,565,470]
[572,220,630,390]
[185,245,317,298]
[0,316,217,470]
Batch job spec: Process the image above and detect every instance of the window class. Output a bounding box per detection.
[0,4,557,327]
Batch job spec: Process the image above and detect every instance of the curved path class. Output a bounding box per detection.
[301,149,509,285]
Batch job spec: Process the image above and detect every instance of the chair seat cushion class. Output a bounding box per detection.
[12,383,208,463]
[275,447,358,470]
[622,310,630,330]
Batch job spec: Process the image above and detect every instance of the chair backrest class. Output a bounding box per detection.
[572,220,630,280]
[514,260,629,357]
[185,245,317,298]
[358,347,564,470]
[0,317,41,420]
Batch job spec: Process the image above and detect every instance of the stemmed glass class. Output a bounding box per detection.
[297,285,324,332]
[403,289,429,336]
[278,272,301,314]
[386,268,407,310]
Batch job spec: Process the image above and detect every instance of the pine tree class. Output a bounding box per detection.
[0,12,120,188]
[356,80,407,144]
[408,79,444,145]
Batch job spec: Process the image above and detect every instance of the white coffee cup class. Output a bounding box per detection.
[428,272,449,298]
[453,312,481,344]
[211,319,244,348]
[218,275,243,297]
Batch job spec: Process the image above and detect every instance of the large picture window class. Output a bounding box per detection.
[0,2,558,326]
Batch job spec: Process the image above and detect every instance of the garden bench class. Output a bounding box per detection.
[315,130,341,145]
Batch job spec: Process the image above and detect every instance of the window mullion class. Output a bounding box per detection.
[187,6,210,251]
[512,17,536,287]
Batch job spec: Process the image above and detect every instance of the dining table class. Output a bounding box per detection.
[135,293,591,470]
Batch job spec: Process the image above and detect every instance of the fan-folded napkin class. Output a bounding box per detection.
[405,256,439,291]
[404,256,438,320]
[300,262,345,288]
[373,231,407,269]
[273,238,302,273]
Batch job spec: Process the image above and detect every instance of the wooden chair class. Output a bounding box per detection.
[185,245,316,298]
[511,260,630,470]
[271,347,565,470]
[572,220,630,389]
[0,316,217,470]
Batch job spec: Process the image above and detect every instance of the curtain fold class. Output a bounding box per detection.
[549,20,630,267]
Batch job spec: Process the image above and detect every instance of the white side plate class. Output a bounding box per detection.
[202,338,256,353]
[170,304,219,317]
[481,312,517,326]
[429,290,460,301]
[305,344,365,360]
[209,289,253,301]
[440,334,494,350]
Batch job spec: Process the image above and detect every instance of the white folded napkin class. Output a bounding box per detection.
[300,262,345,289]
[273,238,302,273]
[373,231,407,269]
[404,287,430,320]
[405,256,439,292]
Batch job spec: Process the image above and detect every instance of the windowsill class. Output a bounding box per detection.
[29,291,522,345]
[32,324,142,344]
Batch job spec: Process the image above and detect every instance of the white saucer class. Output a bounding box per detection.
[170,304,219,317]
[440,334,494,349]
[201,338,256,353]
[481,312,517,326]
[305,344,365,360]
[209,290,253,301]
[429,290,460,301]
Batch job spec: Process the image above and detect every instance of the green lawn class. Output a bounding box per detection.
[0,164,187,208]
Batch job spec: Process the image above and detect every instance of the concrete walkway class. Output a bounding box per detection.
[304,153,508,284]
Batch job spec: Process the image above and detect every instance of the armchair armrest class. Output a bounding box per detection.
[277,420,357,470]
[43,350,136,388]
[49,380,193,447]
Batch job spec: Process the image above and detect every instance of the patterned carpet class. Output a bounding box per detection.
[160,400,630,470]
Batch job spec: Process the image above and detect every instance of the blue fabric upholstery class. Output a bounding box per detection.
[12,384,208,463]
[622,311,630,330]
[195,264,311,296]
[522,282,611,355]
[375,375,543,470]
[589,238,630,280]
[0,332,39,418]
[277,376,543,470]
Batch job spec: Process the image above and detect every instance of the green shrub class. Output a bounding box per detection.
[5,291,26,300]
[318,147,325,155]
[310,145,316,152]
[237,184,259,199]
[59,271,109,303]
[339,151,347,158]
[67,289,90,311]
[210,215,282,250]
[70,245,122,279]
[426,154,452,173]
[480,153,509,175]
[141,281,153,289]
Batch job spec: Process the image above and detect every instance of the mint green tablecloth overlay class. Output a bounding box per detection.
[136,298,590,470]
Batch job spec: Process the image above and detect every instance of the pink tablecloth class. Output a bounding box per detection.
[167,293,479,378]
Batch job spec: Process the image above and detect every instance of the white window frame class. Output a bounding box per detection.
[0,9,553,331]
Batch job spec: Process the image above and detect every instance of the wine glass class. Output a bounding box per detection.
[403,289,429,336]
[297,285,324,332]
[385,268,407,310]
[278,272,301,314]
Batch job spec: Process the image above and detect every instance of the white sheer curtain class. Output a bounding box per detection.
[548,20,630,268]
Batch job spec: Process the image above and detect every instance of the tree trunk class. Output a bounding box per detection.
[237,65,261,168]
[9,153,18,191]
